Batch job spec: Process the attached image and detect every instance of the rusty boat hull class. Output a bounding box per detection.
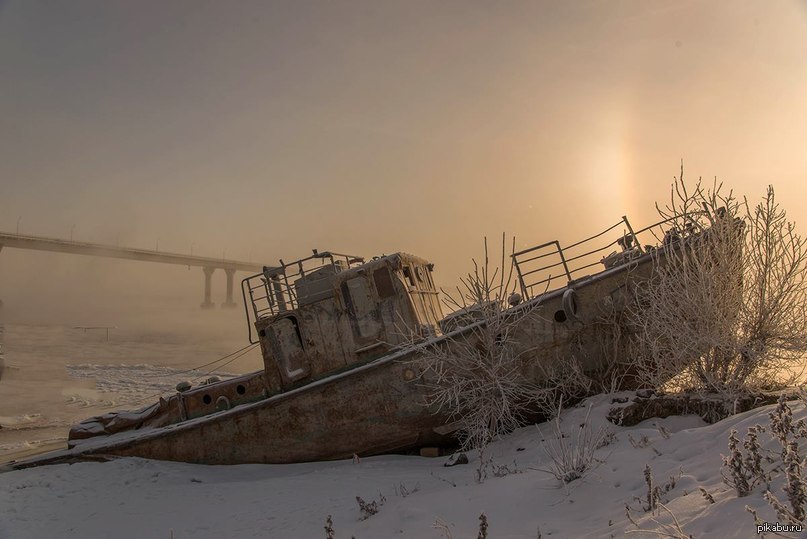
[8,250,657,469]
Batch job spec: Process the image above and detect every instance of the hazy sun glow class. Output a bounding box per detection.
[1,1,806,324]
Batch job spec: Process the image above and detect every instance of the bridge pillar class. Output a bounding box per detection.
[201,267,215,309]
[222,268,237,308]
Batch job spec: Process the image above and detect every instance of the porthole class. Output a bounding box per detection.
[236,384,246,395]
[203,394,212,405]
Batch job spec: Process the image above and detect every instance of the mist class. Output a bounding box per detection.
[1,1,806,333]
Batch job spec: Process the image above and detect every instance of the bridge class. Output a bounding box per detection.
[0,231,270,309]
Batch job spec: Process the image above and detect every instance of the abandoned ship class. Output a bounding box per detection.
[8,214,684,469]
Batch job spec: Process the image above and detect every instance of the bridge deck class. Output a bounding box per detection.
[0,232,264,272]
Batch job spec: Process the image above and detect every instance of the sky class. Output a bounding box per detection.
[1,0,807,327]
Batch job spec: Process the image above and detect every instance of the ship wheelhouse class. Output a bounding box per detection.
[242,250,443,393]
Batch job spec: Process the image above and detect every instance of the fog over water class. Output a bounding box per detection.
[2,1,807,325]
[0,311,261,459]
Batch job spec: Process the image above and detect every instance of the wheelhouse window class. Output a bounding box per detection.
[373,267,396,299]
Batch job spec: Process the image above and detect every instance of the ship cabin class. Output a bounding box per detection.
[243,250,444,393]
[66,250,446,440]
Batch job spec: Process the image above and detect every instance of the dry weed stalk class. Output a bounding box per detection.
[535,399,610,484]
[625,502,694,539]
[432,517,454,539]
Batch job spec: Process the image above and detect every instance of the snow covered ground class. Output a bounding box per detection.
[2,394,804,539]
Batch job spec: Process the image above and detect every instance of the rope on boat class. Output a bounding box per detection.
[127,342,260,407]
[174,343,258,377]
[188,343,259,384]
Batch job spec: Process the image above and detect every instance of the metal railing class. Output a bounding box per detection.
[241,249,365,343]
[512,214,684,300]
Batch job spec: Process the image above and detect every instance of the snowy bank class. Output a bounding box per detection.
[1,394,803,539]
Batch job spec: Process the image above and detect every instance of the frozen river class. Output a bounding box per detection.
[0,312,263,462]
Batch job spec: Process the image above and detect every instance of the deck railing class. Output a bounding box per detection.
[512,214,686,300]
[240,250,364,343]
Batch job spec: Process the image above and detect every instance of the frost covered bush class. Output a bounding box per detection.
[630,169,807,397]
[721,426,770,497]
[725,397,807,527]
[625,464,683,514]
[409,235,547,451]
[625,465,690,537]
[477,513,488,539]
[355,493,386,520]
[324,515,335,539]
[762,397,807,525]
[409,235,599,453]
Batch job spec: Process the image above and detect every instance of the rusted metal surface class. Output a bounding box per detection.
[83,355,450,464]
[252,253,441,389]
[11,232,683,469]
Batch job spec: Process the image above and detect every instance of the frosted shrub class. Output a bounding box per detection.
[781,441,805,521]
[769,397,807,456]
[409,235,545,451]
[634,464,682,513]
[355,492,386,520]
[324,515,335,539]
[625,466,690,537]
[630,170,807,397]
[722,424,772,497]
[733,397,807,530]
[644,464,661,511]
[761,397,807,526]
[477,513,488,539]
